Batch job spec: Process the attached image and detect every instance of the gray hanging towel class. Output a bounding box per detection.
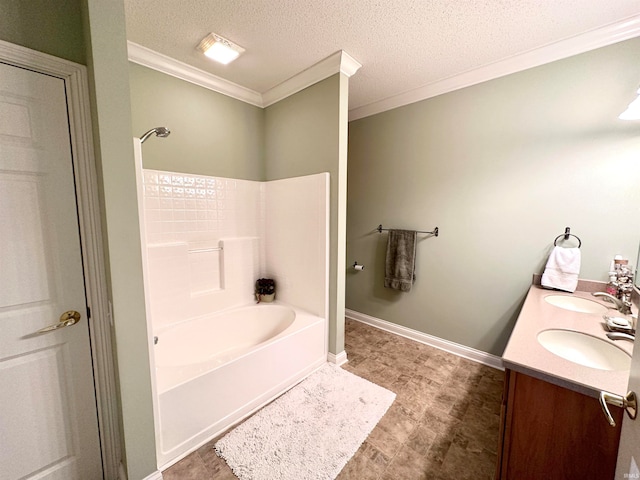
[384,229,417,292]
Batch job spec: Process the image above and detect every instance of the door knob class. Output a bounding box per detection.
[35,310,81,334]
[599,390,637,427]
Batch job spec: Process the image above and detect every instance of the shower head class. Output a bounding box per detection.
[140,127,171,143]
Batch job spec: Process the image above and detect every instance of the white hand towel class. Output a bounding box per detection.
[541,246,581,293]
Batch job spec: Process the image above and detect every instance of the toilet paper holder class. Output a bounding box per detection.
[353,261,365,271]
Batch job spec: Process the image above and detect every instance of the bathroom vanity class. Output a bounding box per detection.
[498,279,636,479]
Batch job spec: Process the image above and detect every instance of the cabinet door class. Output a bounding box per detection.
[498,370,622,480]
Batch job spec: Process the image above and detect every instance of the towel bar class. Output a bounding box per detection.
[377,224,438,237]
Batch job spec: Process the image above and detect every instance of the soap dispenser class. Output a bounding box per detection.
[606,273,618,297]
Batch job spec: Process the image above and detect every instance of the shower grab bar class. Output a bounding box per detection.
[188,247,223,253]
[377,224,439,237]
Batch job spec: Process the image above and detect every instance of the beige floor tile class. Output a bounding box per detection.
[367,423,405,459]
[162,453,213,480]
[336,441,389,480]
[405,423,438,456]
[381,444,434,480]
[376,403,419,444]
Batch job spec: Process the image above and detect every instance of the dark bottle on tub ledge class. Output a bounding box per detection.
[255,278,275,303]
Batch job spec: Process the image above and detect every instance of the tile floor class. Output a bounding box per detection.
[162,319,504,480]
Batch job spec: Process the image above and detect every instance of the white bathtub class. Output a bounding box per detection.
[153,303,326,468]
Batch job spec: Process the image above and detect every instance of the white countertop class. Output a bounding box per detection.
[502,283,635,398]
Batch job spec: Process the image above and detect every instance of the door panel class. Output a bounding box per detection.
[0,63,102,479]
[0,175,50,308]
[615,322,640,478]
[1,346,77,480]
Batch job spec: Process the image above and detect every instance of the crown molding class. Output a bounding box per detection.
[129,13,640,121]
[128,42,361,109]
[339,50,363,77]
[262,50,362,107]
[349,13,640,121]
[127,41,263,107]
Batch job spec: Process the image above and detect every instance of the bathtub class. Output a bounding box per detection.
[153,302,326,468]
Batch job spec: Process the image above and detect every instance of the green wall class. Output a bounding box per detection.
[129,63,265,180]
[347,38,640,356]
[0,0,86,64]
[83,1,156,479]
[265,73,349,355]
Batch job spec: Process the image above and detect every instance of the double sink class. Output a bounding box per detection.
[538,295,631,371]
[503,282,635,398]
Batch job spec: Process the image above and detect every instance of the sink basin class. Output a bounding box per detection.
[537,329,631,371]
[544,295,609,314]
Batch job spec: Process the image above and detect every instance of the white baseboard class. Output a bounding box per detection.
[327,350,348,366]
[142,471,163,480]
[120,463,162,480]
[345,309,504,370]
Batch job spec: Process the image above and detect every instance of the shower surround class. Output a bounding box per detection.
[135,156,329,468]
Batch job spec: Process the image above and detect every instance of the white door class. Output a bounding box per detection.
[615,322,640,479]
[0,63,102,479]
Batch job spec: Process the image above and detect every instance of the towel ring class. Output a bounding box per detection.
[553,227,581,248]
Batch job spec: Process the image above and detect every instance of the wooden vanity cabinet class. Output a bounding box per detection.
[496,369,623,480]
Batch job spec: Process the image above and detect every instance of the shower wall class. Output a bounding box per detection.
[264,174,329,318]
[140,169,328,332]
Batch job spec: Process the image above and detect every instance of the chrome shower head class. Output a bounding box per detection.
[140,127,171,143]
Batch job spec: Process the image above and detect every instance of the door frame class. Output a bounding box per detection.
[0,40,120,479]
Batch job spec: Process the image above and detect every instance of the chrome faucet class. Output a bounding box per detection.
[606,332,635,342]
[592,292,633,315]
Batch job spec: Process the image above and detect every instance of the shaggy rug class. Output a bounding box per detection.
[214,363,395,480]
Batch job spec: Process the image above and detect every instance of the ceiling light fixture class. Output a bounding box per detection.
[197,33,245,65]
[619,88,640,120]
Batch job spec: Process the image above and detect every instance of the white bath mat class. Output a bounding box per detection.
[214,363,395,480]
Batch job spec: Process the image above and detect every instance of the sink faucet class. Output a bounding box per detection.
[592,292,633,315]
[606,332,635,342]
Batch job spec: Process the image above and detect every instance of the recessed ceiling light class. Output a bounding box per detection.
[197,33,245,65]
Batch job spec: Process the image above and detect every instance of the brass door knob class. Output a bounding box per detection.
[36,310,81,334]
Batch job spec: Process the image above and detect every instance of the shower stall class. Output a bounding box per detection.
[133,130,329,468]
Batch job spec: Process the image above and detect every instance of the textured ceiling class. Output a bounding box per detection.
[124,1,640,111]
